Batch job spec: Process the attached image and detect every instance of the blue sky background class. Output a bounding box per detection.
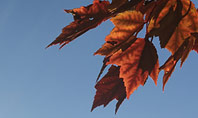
[0,0,198,118]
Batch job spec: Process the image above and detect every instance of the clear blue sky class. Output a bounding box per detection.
[0,0,198,118]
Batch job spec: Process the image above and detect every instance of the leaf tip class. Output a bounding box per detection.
[90,106,94,112]
[45,43,52,49]
[162,85,165,92]
[154,80,158,86]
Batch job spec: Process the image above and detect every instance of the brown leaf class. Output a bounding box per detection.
[160,57,177,91]
[47,0,145,49]
[107,38,159,99]
[158,2,198,89]
[47,0,110,49]
[96,57,109,82]
[148,0,198,54]
[160,37,193,91]
[148,0,184,53]
[91,65,126,114]
[180,36,195,66]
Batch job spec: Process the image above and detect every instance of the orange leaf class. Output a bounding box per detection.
[47,0,110,49]
[95,10,144,56]
[107,38,159,99]
[91,65,126,114]
[148,0,198,54]
[148,0,184,53]
[160,37,194,91]
[180,36,195,66]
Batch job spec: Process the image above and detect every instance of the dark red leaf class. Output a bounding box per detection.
[47,0,110,49]
[91,65,126,114]
[47,0,145,49]
[96,57,109,82]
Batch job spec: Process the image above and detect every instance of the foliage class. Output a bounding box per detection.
[47,0,198,114]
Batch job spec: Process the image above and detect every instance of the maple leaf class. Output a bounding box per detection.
[107,38,159,99]
[94,10,144,57]
[48,0,198,114]
[148,0,184,53]
[91,65,126,114]
[46,0,110,49]
[47,0,145,49]
[160,37,194,90]
[148,0,198,54]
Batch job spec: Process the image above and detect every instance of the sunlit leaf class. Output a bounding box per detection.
[95,10,144,56]
[49,0,198,114]
[160,37,193,90]
[148,0,198,54]
[107,38,159,98]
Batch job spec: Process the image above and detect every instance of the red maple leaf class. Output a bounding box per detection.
[107,38,159,99]
[47,0,110,49]
[91,65,126,114]
[160,37,194,90]
[48,0,198,114]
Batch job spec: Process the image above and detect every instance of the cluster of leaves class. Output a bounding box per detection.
[47,0,198,114]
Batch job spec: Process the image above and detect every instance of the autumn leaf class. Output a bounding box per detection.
[148,0,184,53]
[96,57,109,82]
[107,38,159,99]
[91,65,126,114]
[46,0,110,49]
[47,0,145,49]
[49,0,198,114]
[180,36,195,66]
[94,10,144,57]
[160,37,194,90]
[148,0,198,54]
